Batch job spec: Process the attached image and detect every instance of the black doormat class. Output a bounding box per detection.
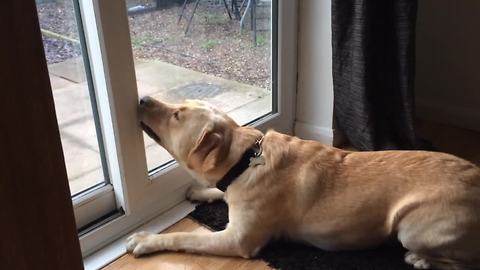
[189,201,413,270]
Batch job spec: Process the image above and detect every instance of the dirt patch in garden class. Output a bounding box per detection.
[37,1,272,89]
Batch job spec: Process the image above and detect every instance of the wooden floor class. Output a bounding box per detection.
[103,218,272,270]
[104,120,480,270]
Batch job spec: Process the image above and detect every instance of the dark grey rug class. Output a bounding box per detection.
[189,200,413,270]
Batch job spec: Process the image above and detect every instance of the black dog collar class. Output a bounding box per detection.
[216,136,264,192]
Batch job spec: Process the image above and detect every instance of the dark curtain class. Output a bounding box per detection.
[332,0,427,150]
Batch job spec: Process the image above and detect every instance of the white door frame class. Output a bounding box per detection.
[75,0,298,258]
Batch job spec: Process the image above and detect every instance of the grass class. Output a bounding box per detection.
[204,12,226,25]
[200,39,221,51]
[131,35,162,48]
[255,33,268,47]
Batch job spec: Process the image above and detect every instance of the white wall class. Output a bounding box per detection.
[294,0,480,143]
[294,0,334,144]
[415,0,480,131]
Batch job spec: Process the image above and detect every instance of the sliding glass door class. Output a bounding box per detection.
[34,0,297,257]
[126,0,277,172]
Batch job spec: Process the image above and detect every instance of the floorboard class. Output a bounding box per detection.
[103,218,272,270]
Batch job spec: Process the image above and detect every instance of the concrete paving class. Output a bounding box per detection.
[49,58,271,195]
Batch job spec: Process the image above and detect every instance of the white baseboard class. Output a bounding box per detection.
[416,98,480,132]
[294,121,334,145]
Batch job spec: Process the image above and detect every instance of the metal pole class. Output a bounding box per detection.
[222,0,232,20]
[178,0,189,24]
[185,0,201,35]
[252,0,256,45]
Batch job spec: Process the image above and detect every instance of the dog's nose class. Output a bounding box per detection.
[139,96,154,106]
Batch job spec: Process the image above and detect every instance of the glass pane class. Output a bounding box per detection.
[36,0,107,195]
[127,0,276,171]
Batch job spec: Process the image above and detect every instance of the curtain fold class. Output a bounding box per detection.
[332,0,428,150]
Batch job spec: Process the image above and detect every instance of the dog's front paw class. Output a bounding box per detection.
[405,251,431,269]
[126,231,158,257]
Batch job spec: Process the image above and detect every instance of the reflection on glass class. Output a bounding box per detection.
[127,0,274,171]
[36,0,107,195]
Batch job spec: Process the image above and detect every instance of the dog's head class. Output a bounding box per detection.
[138,96,262,186]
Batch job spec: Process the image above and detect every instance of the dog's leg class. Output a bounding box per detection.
[187,186,224,202]
[127,227,262,258]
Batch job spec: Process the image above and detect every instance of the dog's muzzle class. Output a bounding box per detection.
[140,121,161,143]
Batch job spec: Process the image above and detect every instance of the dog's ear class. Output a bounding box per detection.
[187,124,230,173]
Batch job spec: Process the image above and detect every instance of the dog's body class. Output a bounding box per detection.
[129,97,480,269]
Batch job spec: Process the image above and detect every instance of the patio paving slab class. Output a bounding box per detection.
[49,57,86,83]
[51,82,104,193]
[135,60,270,113]
[49,74,75,90]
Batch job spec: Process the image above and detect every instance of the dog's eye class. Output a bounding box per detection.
[173,111,180,120]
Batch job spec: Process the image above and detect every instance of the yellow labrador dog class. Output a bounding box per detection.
[128,97,480,270]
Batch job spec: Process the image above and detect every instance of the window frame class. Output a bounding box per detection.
[75,0,298,258]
